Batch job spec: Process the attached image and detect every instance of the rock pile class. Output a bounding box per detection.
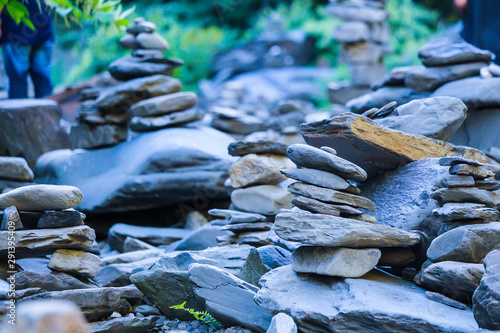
[70,18,203,149]
[415,156,500,328]
[327,0,392,104]
[212,140,295,246]
[275,143,421,277]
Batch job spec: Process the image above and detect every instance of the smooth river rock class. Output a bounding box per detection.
[48,249,101,279]
[0,185,83,211]
[0,157,34,181]
[130,92,198,117]
[231,185,293,215]
[230,154,294,188]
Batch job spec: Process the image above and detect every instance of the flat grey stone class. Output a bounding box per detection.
[108,56,175,81]
[444,175,475,188]
[286,144,367,181]
[174,224,232,251]
[255,266,480,333]
[293,196,363,216]
[189,263,273,332]
[432,77,500,110]
[101,249,163,266]
[37,209,85,229]
[415,261,484,302]
[69,123,128,150]
[449,164,496,179]
[231,185,293,215]
[432,203,500,221]
[122,236,158,252]
[15,271,96,292]
[419,37,493,67]
[228,140,288,157]
[347,87,430,114]
[0,185,82,211]
[222,222,273,233]
[257,245,292,270]
[431,187,500,208]
[425,291,468,310]
[274,210,420,248]
[94,257,160,287]
[280,168,354,192]
[130,109,204,132]
[130,92,197,117]
[292,246,381,277]
[208,209,267,224]
[473,250,500,330]
[427,222,500,263]
[89,316,159,333]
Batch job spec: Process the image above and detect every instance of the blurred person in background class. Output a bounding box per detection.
[455,0,500,64]
[1,0,54,99]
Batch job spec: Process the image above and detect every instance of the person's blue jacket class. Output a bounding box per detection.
[1,0,54,45]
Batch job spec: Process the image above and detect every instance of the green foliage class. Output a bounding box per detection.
[170,302,222,329]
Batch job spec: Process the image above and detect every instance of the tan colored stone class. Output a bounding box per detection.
[230,154,295,188]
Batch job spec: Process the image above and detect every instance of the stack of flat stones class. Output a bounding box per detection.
[414,156,500,307]
[274,144,421,278]
[0,157,34,193]
[213,140,295,246]
[0,184,98,297]
[70,19,203,149]
[327,0,392,104]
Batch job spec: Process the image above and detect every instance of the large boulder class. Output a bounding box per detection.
[255,266,480,332]
[473,250,500,330]
[0,99,70,167]
[301,114,488,178]
[35,126,235,213]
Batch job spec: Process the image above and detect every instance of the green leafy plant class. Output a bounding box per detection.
[170,301,223,329]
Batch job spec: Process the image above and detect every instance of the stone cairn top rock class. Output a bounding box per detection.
[274,143,421,278]
[414,157,500,328]
[69,17,203,150]
[327,0,392,105]
[212,140,295,247]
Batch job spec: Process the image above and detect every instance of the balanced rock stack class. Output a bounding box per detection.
[70,18,203,149]
[213,140,295,246]
[274,144,421,277]
[0,157,34,193]
[415,156,500,327]
[327,0,392,104]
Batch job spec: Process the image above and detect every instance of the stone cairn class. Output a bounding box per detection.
[0,157,34,193]
[70,17,202,150]
[415,156,500,306]
[210,140,295,247]
[327,0,392,105]
[0,184,98,293]
[274,143,421,277]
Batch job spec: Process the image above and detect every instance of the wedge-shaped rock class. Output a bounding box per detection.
[255,266,480,333]
[281,168,358,193]
[274,210,420,248]
[0,226,95,258]
[432,203,500,221]
[292,246,380,277]
[288,182,375,211]
[431,187,500,208]
[473,250,500,330]
[189,263,273,332]
[427,222,500,263]
[18,286,143,322]
[130,92,197,117]
[208,209,266,224]
[286,144,367,181]
[415,261,484,303]
[300,113,489,178]
[230,154,294,188]
[0,185,82,211]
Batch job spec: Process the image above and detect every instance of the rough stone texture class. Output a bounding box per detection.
[292,196,363,217]
[89,316,159,333]
[230,154,294,188]
[228,140,288,157]
[473,250,500,330]
[15,270,96,291]
[231,185,293,215]
[0,225,95,258]
[208,209,266,224]
[301,114,489,178]
[18,286,143,322]
[0,185,83,211]
[292,246,381,277]
[130,109,204,132]
[274,210,420,248]
[427,223,500,263]
[130,245,268,320]
[48,249,101,278]
[70,123,128,150]
[95,75,181,113]
[6,300,89,333]
[0,157,33,181]
[449,164,495,179]
[432,77,500,110]
[288,182,375,210]
[108,223,191,252]
[286,144,367,181]
[444,175,476,188]
[130,92,197,117]
[375,97,467,141]
[37,209,85,229]
[431,187,500,208]
[418,37,493,67]
[257,245,293,270]
[405,62,486,92]
[189,263,273,332]
[36,127,235,214]
[432,203,500,221]
[0,99,70,167]
[267,313,297,333]
[415,261,484,302]
[281,168,354,193]
[101,249,163,266]
[255,266,480,333]
[346,87,430,114]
